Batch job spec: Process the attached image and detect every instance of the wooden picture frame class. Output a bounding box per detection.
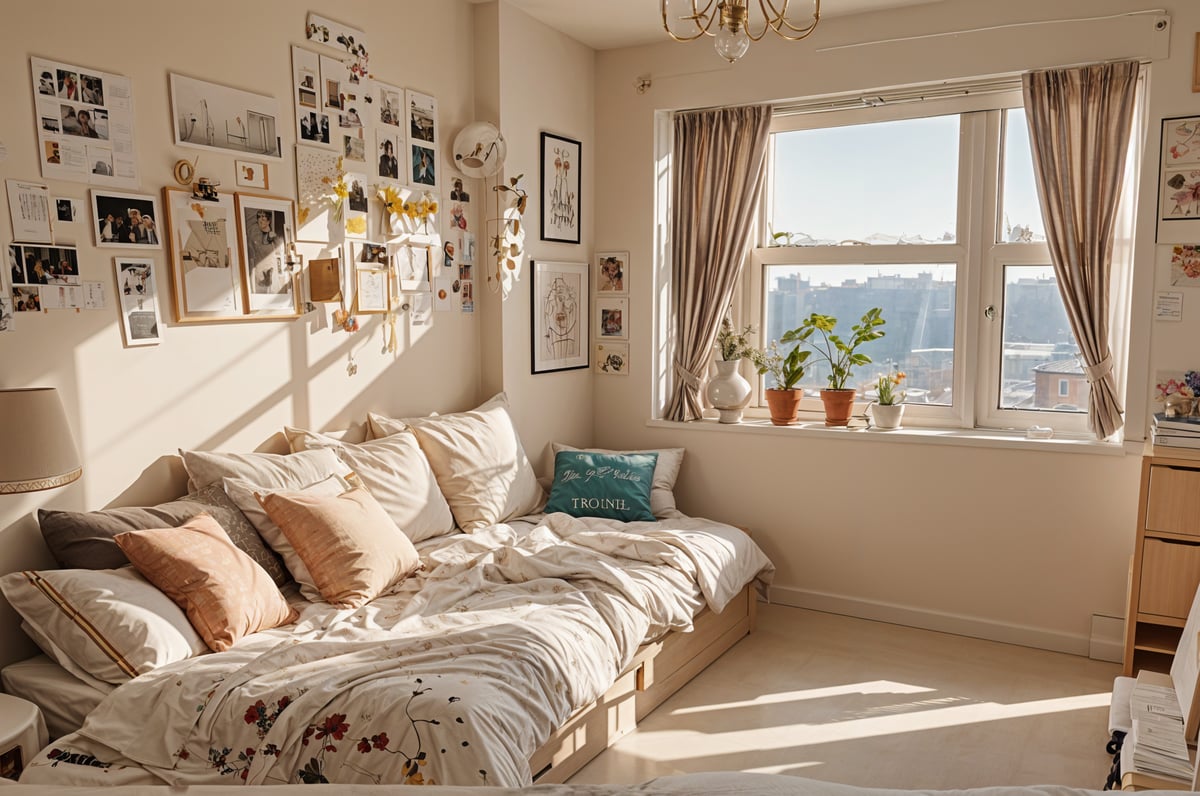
[113,256,163,346]
[162,187,243,322]
[531,259,588,373]
[234,192,300,317]
[350,241,390,314]
[235,160,269,190]
[540,132,581,243]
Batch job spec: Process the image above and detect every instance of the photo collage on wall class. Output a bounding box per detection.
[593,251,629,375]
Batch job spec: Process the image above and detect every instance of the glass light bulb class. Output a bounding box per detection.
[714,24,750,63]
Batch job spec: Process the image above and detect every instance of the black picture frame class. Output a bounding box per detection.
[540,132,581,244]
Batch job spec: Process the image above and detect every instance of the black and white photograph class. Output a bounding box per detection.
[60,105,106,140]
[406,89,438,145]
[343,133,366,163]
[57,68,80,100]
[91,189,162,248]
[36,69,55,96]
[56,197,79,222]
[377,82,401,127]
[377,133,400,179]
[352,241,389,267]
[114,257,163,346]
[13,285,41,312]
[170,72,282,159]
[235,193,298,315]
[412,143,437,188]
[13,244,80,285]
[299,111,331,144]
[0,265,12,332]
[305,12,369,85]
[348,176,368,214]
[80,72,104,105]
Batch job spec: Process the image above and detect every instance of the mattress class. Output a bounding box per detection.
[1,654,109,740]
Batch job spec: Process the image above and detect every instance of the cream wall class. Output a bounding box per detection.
[0,0,595,668]
[591,0,1199,655]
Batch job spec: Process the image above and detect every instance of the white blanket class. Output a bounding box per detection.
[20,515,773,788]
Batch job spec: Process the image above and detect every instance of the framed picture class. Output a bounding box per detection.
[595,342,629,376]
[541,132,581,243]
[531,259,588,373]
[235,160,269,190]
[90,189,163,248]
[113,257,163,346]
[1156,115,1200,243]
[169,73,282,159]
[406,89,438,147]
[595,296,629,341]
[162,187,243,322]
[350,241,390,314]
[1194,32,1200,93]
[235,193,299,316]
[595,251,628,295]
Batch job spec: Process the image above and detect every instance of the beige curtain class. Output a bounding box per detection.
[1023,60,1139,440]
[664,104,772,422]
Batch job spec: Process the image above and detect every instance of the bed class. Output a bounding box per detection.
[0,394,774,788]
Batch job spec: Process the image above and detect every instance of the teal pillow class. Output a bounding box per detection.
[545,451,659,522]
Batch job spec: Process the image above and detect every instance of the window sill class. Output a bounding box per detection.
[646,415,1139,457]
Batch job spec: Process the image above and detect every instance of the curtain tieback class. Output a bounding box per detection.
[1083,354,1113,384]
[674,360,703,389]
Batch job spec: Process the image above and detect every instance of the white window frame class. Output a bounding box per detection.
[739,86,1128,437]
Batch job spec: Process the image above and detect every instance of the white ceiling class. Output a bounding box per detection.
[477,0,940,51]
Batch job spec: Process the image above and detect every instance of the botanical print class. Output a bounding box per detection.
[1163,116,1200,167]
[170,74,281,159]
[1171,244,1200,286]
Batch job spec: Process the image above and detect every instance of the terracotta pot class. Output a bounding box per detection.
[764,388,802,426]
[819,388,857,427]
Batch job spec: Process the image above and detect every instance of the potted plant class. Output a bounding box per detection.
[707,318,755,423]
[750,328,813,425]
[799,308,887,426]
[868,370,907,430]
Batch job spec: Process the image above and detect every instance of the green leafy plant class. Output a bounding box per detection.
[875,370,906,405]
[800,308,887,391]
[716,317,756,361]
[750,327,814,391]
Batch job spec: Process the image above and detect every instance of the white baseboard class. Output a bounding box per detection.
[1089,614,1125,663]
[767,585,1092,658]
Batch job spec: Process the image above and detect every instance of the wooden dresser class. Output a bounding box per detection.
[1124,448,1200,675]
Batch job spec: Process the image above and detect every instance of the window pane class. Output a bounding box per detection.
[1000,109,1046,242]
[763,264,956,404]
[770,116,959,245]
[999,265,1083,412]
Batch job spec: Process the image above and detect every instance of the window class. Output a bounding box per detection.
[741,85,1139,436]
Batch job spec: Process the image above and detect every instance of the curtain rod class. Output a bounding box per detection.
[814,8,1167,53]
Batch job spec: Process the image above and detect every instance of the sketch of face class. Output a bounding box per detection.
[544,276,578,340]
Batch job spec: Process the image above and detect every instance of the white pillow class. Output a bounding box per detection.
[374,393,544,532]
[0,567,208,685]
[284,427,456,543]
[551,443,685,519]
[223,473,353,601]
[179,447,352,491]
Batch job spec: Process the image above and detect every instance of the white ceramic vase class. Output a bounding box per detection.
[869,402,905,430]
[707,359,752,423]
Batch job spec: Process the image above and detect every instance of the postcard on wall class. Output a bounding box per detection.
[113,257,163,346]
[411,142,437,189]
[595,251,628,295]
[392,243,431,292]
[375,129,402,181]
[595,296,629,341]
[433,276,455,312]
[375,81,403,130]
[595,342,629,376]
[1171,244,1200,287]
[305,12,369,84]
[30,56,138,188]
[170,73,282,160]
[6,179,52,244]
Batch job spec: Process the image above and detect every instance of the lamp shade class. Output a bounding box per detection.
[452,122,507,179]
[0,388,82,493]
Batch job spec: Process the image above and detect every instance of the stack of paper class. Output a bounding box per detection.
[1152,412,1200,450]
[1126,671,1193,784]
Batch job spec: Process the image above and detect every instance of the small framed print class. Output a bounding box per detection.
[595,342,629,376]
[113,257,163,346]
[541,132,581,243]
[355,267,389,314]
[235,193,299,317]
[91,189,163,248]
[595,250,628,295]
[1156,115,1200,243]
[235,160,269,190]
[595,296,628,341]
[392,243,431,292]
[531,259,588,373]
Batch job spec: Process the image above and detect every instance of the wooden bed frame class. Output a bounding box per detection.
[529,583,757,783]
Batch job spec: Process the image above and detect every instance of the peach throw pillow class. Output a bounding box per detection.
[257,486,421,608]
[114,513,298,652]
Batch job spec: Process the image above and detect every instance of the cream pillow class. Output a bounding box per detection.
[376,394,544,532]
[257,485,422,608]
[284,427,456,543]
[551,443,686,519]
[0,567,208,685]
[223,473,352,601]
[179,447,352,491]
[115,514,298,652]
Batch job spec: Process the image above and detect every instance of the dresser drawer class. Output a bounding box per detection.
[1140,538,1200,619]
[1146,465,1200,537]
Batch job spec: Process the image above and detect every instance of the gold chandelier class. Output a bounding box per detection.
[661,0,821,63]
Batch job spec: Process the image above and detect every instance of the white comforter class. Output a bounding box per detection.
[20,514,773,788]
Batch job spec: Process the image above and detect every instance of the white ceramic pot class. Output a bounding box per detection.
[707,359,752,423]
[869,402,905,430]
